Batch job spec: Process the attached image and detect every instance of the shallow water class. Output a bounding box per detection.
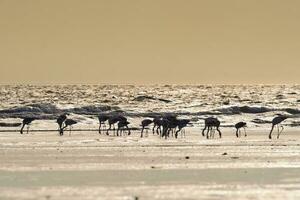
[0,131,300,199]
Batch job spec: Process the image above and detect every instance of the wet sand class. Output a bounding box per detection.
[0,130,300,199]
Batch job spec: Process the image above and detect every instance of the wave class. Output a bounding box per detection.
[214,106,300,115]
[133,95,172,103]
[0,103,121,119]
[283,108,300,114]
[214,106,273,114]
[251,118,272,124]
[0,122,22,127]
[0,103,299,120]
[68,105,121,115]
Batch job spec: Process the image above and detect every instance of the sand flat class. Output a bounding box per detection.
[0,131,300,199]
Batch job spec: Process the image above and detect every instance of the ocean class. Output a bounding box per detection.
[0,84,300,132]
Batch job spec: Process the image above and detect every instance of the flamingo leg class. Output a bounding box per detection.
[211,127,214,138]
[277,125,284,139]
[206,126,210,139]
[141,126,144,138]
[202,126,207,137]
[113,124,116,136]
[69,126,72,136]
[127,125,131,135]
[106,124,111,135]
[269,125,274,139]
[152,124,156,134]
[216,127,222,138]
[99,122,102,134]
[20,124,25,134]
[175,128,180,139]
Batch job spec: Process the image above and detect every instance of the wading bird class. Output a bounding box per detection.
[161,118,171,139]
[62,119,77,136]
[152,117,163,135]
[269,115,288,139]
[140,119,153,137]
[98,114,110,134]
[202,117,221,139]
[175,119,190,138]
[117,120,131,136]
[57,114,68,136]
[20,117,36,134]
[107,115,128,135]
[235,122,247,138]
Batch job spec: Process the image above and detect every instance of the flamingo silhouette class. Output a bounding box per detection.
[117,120,131,136]
[235,122,247,138]
[62,119,77,136]
[140,119,153,137]
[269,115,288,139]
[98,114,109,134]
[107,115,128,135]
[57,114,68,136]
[175,119,190,138]
[20,117,36,134]
[202,117,221,139]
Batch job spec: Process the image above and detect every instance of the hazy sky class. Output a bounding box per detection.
[0,0,299,84]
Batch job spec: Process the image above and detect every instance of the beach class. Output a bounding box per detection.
[0,130,300,200]
[0,85,300,199]
[2,0,300,197]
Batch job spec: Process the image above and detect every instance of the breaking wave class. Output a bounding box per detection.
[1,103,299,121]
[214,106,273,114]
[0,103,121,119]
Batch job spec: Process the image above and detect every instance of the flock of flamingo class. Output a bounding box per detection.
[19,113,288,139]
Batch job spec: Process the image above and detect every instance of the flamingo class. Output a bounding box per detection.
[202,117,221,139]
[98,114,109,134]
[62,119,77,136]
[107,115,128,135]
[235,122,247,138]
[175,119,190,138]
[269,115,288,139]
[140,119,153,137]
[117,120,131,136]
[20,117,36,134]
[57,114,68,136]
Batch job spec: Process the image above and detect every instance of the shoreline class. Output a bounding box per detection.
[0,131,299,199]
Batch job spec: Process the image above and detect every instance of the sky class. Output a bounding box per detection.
[0,0,299,84]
